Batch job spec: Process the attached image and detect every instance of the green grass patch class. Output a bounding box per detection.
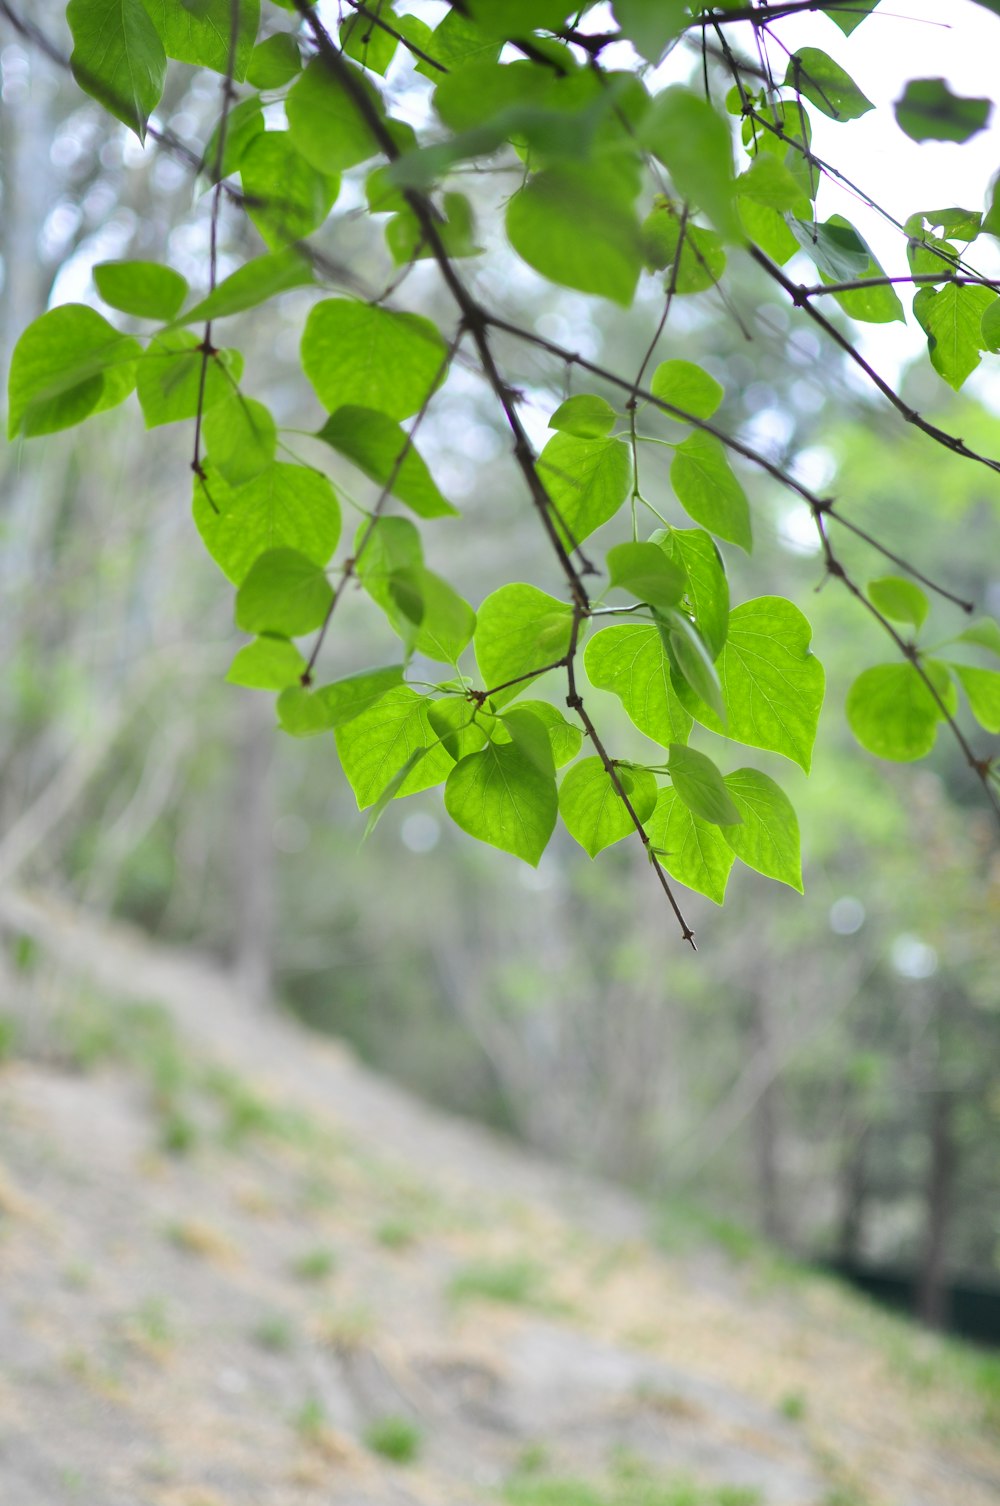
[448,1258,547,1308]
[363,1414,422,1464]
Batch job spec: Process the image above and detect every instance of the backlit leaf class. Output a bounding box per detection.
[235,547,333,636]
[670,433,752,552]
[646,788,734,905]
[559,755,656,857]
[584,624,692,747]
[68,0,165,140]
[668,743,741,826]
[474,583,574,708]
[302,300,448,422]
[445,741,557,865]
[721,769,803,891]
[846,660,956,761]
[537,432,632,548]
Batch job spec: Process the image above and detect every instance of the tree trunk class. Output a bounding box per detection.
[750,991,786,1246]
[232,692,275,1009]
[916,1084,955,1329]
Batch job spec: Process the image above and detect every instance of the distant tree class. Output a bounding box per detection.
[5,0,1000,948]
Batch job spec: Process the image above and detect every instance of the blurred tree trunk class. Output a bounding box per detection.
[750,990,786,1245]
[916,1082,955,1329]
[232,692,275,1009]
[836,1117,869,1266]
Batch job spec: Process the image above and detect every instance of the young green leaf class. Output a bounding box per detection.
[955,617,1000,657]
[445,742,557,866]
[828,0,881,34]
[180,249,316,324]
[93,260,187,321]
[7,305,140,439]
[606,542,686,610]
[143,0,259,81]
[668,744,741,827]
[384,566,476,665]
[584,624,693,747]
[501,706,557,776]
[788,217,871,281]
[612,0,688,63]
[336,685,452,806]
[240,132,339,249]
[650,360,724,421]
[318,666,405,728]
[246,32,302,89]
[474,583,574,707]
[646,788,734,905]
[558,756,656,857]
[136,333,241,428]
[660,610,726,725]
[364,749,429,838]
[235,548,333,637]
[949,663,1000,733]
[642,87,739,240]
[642,202,726,291]
[277,685,339,738]
[193,462,340,584]
[680,597,825,772]
[670,433,752,552]
[428,698,487,762]
[203,395,277,487]
[341,6,399,75]
[498,701,582,768]
[867,576,929,630]
[226,635,306,691]
[721,769,803,891]
[67,0,166,140]
[784,48,873,122]
[735,153,810,214]
[895,79,992,143]
[655,527,730,660]
[506,164,644,306]
[201,95,264,184]
[536,433,632,547]
[286,57,386,173]
[549,393,617,439]
[913,282,996,389]
[846,661,956,761]
[317,406,457,518]
[301,300,448,422]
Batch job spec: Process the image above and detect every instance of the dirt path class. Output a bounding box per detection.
[1,889,998,1506]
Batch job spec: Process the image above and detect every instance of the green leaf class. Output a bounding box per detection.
[142,0,258,80]
[646,788,734,905]
[93,260,188,320]
[721,769,803,891]
[68,0,166,140]
[382,566,476,665]
[499,701,582,769]
[193,461,340,583]
[341,6,398,75]
[788,216,871,281]
[474,583,574,708]
[201,95,263,183]
[828,0,881,34]
[642,201,726,291]
[180,248,315,324]
[506,163,644,306]
[950,663,1000,733]
[549,393,617,439]
[668,744,741,827]
[286,56,386,173]
[458,0,577,36]
[682,597,825,772]
[445,742,557,866]
[277,685,338,738]
[895,79,992,143]
[136,331,241,428]
[336,685,452,806]
[558,755,656,857]
[913,282,996,390]
[385,192,481,265]
[804,215,905,325]
[501,706,557,776]
[246,32,301,88]
[955,617,1000,657]
[301,300,448,422]
[784,48,873,122]
[7,305,140,439]
[612,0,688,63]
[671,433,752,552]
[428,698,487,762]
[234,547,333,636]
[737,197,800,265]
[660,610,726,725]
[584,624,692,747]
[226,634,306,690]
[735,153,809,214]
[203,395,277,486]
[846,661,956,762]
[650,360,724,421]
[414,9,501,74]
[867,576,929,630]
[982,299,1000,354]
[641,87,739,240]
[239,132,339,248]
[364,749,429,838]
[317,666,405,728]
[657,527,730,660]
[536,433,632,548]
[317,406,456,518]
[606,542,686,610]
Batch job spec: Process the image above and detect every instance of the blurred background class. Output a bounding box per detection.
[2,0,999,1359]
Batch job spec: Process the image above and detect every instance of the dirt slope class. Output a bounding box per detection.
[0,889,997,1506]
